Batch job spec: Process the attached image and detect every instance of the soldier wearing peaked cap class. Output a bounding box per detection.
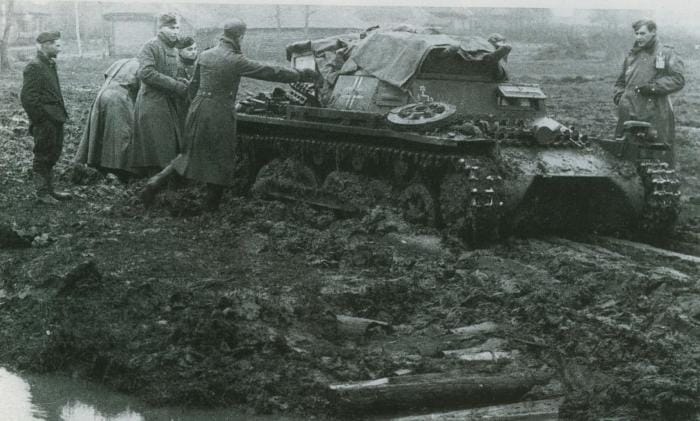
[20,30,72,204]
[128,12,188,173]
[139,18,319,211]
[614,19,685,167]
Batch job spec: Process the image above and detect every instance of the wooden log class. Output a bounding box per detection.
[597,236,700,264]
[443,350,518,363]
[336,315,393,336]
[391,398,562,420]
[329,369,551,413]
[448,321,500,337]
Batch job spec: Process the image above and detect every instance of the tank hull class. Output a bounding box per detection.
[237,114,679,242]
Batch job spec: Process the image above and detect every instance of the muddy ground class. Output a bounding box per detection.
[1,42,700,420]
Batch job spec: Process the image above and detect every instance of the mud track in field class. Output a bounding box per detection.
[2,54,700,419]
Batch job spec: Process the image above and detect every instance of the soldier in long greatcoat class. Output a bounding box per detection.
[614,19,685,166]
[139,19,318,211]
[128,13,188,172]
[74,58,139,178]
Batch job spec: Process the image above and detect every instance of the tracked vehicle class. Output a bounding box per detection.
[235,27,680,242]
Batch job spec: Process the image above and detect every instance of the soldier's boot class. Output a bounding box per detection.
[139,163,176,207]
[203,183,224,212]
[47,170,72,201]
[34,172,60,205]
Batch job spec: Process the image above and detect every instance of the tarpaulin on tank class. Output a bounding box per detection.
[345,31,495,88]
[286,28,496,90]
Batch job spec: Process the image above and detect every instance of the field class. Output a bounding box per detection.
[1,36,700,420]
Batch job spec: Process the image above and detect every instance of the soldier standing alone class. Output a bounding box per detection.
[20,31,71,204]
[614,19,685,166]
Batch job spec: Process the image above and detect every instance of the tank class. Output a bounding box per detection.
[234,27,680,243]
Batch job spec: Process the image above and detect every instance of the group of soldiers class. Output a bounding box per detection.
[19,16,685,211]
[20,13,317,209]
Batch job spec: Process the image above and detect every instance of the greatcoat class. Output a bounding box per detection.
[74,58,139,172]
[614,37,685,160]
[130,33,188,169]
[172,36,301,186]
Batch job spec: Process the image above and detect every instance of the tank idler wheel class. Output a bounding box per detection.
[399,183,436,227]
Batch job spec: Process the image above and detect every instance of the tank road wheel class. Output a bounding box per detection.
[439,173,471,235]
[393,158,413,185]
[322,171,372,209]
[312,148,326,167]
[399,183,437,227]
[252,158,318,199]
[351,153,366,172]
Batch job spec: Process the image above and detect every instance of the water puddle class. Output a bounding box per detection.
[0,367,302,421]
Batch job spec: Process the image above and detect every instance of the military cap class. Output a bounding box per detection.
[223,19,247,39]
[36,31,61,44]
[176,36,195,49]
[158,12,178,28]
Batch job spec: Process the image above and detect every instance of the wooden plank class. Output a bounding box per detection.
[329,369,551,413]
[598,236,700,265]
[443,350,518,363]
[391,398,562,420]
[449,321,500,337]
[336,315,393,336]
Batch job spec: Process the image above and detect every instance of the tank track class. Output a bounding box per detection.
[241,134,505,243]
[638,160,681,237]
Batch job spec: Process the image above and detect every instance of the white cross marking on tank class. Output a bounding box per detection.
[348,77,365,109]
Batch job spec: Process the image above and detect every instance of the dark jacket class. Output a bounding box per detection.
[129,33,188,168]
[614,37,685,144]
[20,51,68,126]
[172,36,301,186]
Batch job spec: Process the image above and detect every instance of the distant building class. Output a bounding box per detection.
[0,2,49,45]
[423,8,475,33]
[103,12,156,57]
[184,5,369,62]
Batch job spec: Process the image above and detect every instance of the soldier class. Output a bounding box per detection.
[20,31,71,204]
[614,19,685,166]
[74,58,140,180]
[176,36,198,80]
[139,18,318,211]
[486,33,511,81]
[128,13,188,173]
[174,36,198,132]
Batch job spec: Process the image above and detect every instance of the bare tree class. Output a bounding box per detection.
[74,1,82,57]
[303,5,317,38]
[1,0,15,71]
[274,5,283,33]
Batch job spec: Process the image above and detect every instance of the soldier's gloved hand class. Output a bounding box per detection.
[613,91,623,106]
[636,84,657,97]
[175,81,189,98]
[298,68,320,83]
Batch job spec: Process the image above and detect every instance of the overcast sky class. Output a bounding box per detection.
[28,0,700,33]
